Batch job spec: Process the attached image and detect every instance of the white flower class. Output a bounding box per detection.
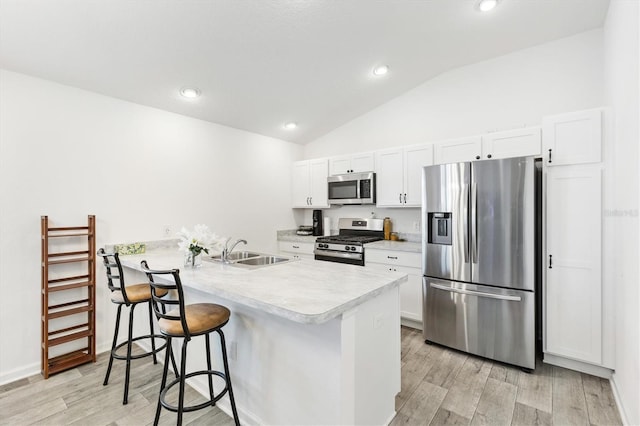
[177,224,225,255]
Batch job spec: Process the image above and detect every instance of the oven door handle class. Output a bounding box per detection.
[314,250,363,260]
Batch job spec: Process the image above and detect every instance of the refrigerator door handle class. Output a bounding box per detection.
[471,182,478,263]
[463,183,470,263]
[430,282,522,302]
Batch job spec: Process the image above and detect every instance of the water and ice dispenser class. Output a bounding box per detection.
[427,212,452,245]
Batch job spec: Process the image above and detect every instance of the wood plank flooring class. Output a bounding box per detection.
[0,327,623,425]
[392,327,622,426]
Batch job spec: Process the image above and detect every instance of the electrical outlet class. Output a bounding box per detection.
[229,341,237,361]
[413,221,421,232]
[163,225,173,237]
[373,314,384,330]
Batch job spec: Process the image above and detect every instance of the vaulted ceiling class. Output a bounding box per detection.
[0,0,610,144]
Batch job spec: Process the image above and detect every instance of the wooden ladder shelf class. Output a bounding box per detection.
[41,215,96,378]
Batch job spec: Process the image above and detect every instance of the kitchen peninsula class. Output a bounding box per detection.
[118,248,407,425]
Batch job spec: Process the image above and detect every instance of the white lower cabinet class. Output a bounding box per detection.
[278,241,315,260]
[366,248,423,327]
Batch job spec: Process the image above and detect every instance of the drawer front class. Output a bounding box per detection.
[278,241,314,255]
[366,249,421,268]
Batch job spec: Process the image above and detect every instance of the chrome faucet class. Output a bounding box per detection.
[221,238,247,263]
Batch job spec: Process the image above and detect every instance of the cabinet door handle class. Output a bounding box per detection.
[549,254,553,269]
[293,245,299,249]
[399,193,402,203]
[548,149,552,163]
[487,154,492,159]
[387,256,398,260]
[475,155,481,160]
[403,193,407,204]
[309,197,312,205]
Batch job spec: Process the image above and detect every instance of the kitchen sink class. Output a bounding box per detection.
[205,252,294,268]
[209,251,261,262]
[235,256,290,266]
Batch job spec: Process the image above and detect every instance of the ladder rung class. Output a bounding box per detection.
[48,305,92,319]
[46,281,93,293]
[48,257,91,265]
[47,330,93,347]
[48,274,90,284]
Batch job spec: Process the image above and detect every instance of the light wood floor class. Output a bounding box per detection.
[393,326,622,426]
[0,328,623,425]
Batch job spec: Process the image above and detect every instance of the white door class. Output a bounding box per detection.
[543,109,602,166]
[308,159,329,208]
[292,161,310,207]
[351,153,375,173]
[329,156,351,175]
[433,136,482,165]
[403,144,433,206]
[482,127,541,160]
[375,148,404,207]
[545,165,602,364]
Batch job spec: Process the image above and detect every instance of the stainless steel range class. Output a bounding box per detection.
[314,218,384,266]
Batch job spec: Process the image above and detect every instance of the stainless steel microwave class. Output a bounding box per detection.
[327,172,376,205]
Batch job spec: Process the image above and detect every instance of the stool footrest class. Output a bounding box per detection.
[112,334,168,360]
[160,370,229,413]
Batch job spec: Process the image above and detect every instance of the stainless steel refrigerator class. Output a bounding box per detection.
[422,156,537,370]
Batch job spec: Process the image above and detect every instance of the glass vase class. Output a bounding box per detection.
[184,251,202,268]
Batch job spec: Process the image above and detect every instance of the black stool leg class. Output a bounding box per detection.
[123,303,136,405]
[217,329,240,426]
[103,304,122,386]
[154,335,172,426]
[147,301,158,364]
[177,339,189,426]
[205,333,215,405]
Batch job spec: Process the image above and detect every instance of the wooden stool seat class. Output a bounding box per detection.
[159,303,230,336]
[110,283,168,304]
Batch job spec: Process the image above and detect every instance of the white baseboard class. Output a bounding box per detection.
[0,362,40,386]
[400,317,422,330]
[543,353,613,378]
[188,376,260,426]
[0,342,112,387]
[610,375,631,426]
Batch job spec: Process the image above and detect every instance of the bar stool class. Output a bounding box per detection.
[140,260,240,426]
[97,248,177,405]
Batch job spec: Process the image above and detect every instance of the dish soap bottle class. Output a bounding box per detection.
[383,217,392,240]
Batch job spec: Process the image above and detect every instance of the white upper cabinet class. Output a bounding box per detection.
[433,136,482,164]
[433,128,541,165]
[329,152,375,175]
[482,127,541,160]
[543,109,602,166]
[376,144,433,207]
[292,159,329,208]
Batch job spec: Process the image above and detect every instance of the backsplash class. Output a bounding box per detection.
[294,206,422,242]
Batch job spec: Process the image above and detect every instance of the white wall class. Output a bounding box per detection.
[0,70,302,384]
[304,29,603,159]
[603,1,640,424]
[299,30,604,233]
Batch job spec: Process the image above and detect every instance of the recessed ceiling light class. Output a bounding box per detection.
[477,0,498,12]
[373,65,389,76]
[180,87,201,99]
[284,122,297,130]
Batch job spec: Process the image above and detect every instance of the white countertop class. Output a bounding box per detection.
[365,240,422,253]
[119,250,407,325]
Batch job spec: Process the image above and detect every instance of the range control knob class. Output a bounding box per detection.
[345,245,350,250]
[350,246,357,251]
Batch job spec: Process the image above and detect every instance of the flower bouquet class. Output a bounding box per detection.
[177,224,224,267]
